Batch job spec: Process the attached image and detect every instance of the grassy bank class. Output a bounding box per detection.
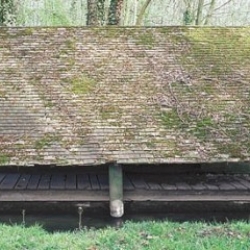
[0,221,249,250]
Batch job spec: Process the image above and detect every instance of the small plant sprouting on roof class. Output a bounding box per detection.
[70,75,97,95]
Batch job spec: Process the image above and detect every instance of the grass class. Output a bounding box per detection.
[0,221,249,250]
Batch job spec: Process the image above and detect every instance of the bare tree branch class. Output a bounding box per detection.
[204,0,216,25]
[213,0,234,12]
[136,0,152,25]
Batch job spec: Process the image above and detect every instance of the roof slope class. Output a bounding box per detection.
[0,27,249,166]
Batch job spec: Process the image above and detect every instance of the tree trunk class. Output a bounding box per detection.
[86,0,107,26]
[97,0,105,25]
[108,0,124,25]
[195,0,204,25]
[86,0,98,25]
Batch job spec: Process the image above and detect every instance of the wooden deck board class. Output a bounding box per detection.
[65,174,77,190]
[0,190,249,202]
[15,174,31,190]
[50,174,66,190]
[97,174,109,190]
[27,175,41,190]
[123,174,135,190]
[89,174,100,190]
[129,175,149,190]
[218,182,237,190]
[234,176,250,189]
[161,183,177,190]
[203,183,220,191]
[190,183,208,191]
[147,181,162,190]
[0,190,109,201]
[0,174,20,190]
[37,174,51,190]
[230,179,248,190]
[77,174,91,190]
[175,182,192,191]
[0,171,249,202]
[0,173,6,184]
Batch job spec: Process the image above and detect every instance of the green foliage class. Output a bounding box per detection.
[3,0,250,27]
[16,0,74,26]
[183,10,193,25]
[0,0,16,25]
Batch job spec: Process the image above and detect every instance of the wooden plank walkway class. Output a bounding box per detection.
[0,172,249,202]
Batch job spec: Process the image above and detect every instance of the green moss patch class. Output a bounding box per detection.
[94,27,124,39]
[64,39,76,50]
[100,105,122,120]
[69,75,97,95]
[0,89,6,98]
[191,117,215,140]
[35,134,61,149]
[20,28,34,36]
[217,143,245,159]
[160,110,184,129]
[135,32,155,49]
[0,154,9,165]
[160,108,218,140]
[178,28,250,74]
[8,28,34,38]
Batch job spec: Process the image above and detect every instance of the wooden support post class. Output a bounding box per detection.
[109,162,124,218]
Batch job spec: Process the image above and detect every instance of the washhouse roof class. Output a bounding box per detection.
[0,27,249,166]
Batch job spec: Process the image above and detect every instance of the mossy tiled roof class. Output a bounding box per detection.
[0,27,249,166]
